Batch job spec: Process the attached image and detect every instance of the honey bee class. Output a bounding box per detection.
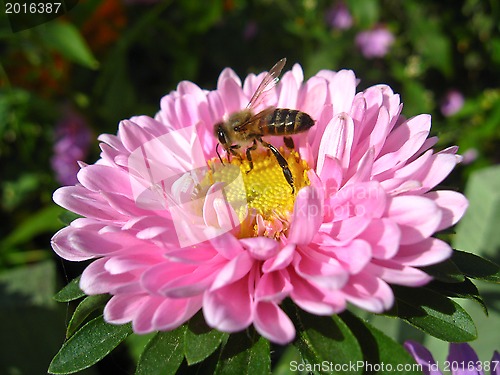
[214,58,315,194]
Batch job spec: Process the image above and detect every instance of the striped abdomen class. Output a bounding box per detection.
[260,109,314,135]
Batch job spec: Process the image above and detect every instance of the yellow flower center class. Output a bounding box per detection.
[199,148,310,237]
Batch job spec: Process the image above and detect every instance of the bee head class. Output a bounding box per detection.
[214,122,229,147]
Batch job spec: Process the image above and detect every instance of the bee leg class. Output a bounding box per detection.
[228,145,242,163]
[245,140,258,174]
[259,138,295,194]
[283,136,295,149]
[216,144,225,165]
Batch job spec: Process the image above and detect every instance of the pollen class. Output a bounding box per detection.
[200,148,310,236]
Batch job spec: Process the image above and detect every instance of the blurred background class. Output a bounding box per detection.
[0,0,499,373]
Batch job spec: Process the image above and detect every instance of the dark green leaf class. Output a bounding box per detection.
[214,330,270,375]
[53,276,85,302]
[40,21,99,69]
[341,311,422,375]
[135,328,186,375]
[66,294,111,338]
[452,250,500,283]
[427,278,488,315]
[392,286,477,342]
[48,316,132,374]
[184,312,227,365]
[420,258,465,283]
[58,210,82,226]
[288,303,363,374]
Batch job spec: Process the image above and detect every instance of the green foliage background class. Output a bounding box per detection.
[0,0,499,374]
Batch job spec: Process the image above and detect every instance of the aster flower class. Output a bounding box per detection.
[356,25,395,58]
[51,110,92,186]
[405,340,500,375]
[51,61,468,345]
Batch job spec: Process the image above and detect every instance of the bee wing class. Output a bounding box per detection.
[246,58,286,110]
[235,106,275,132]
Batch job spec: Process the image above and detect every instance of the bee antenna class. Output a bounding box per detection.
[216,143,224,165]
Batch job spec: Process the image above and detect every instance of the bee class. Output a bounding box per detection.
[214,58,315,194]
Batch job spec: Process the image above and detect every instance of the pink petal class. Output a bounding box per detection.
[288,185,323,244]
[80,258,136,295]
[343,272,394,312]
[240,237,279,260]
[254,302,295,344]
[322,239,372,274]
[211,251,254,291]
[53,186,126,221]
[203,277,253,332]
[255,270,293,301]
[141,262,218,298]
[209,232,244,259]
[367,260,432,286]
[152,296,203,330]
[51,227,95,261]
[318,155,343,194]
[329,70,356,114]
[277,70,299,108]
[289,270,346,314]
[317,113,354,175]
[104,294,149,324]
[425,190,468,231]
[132,296,165,333]
[358,218,401,259]
[220,77,246,114]
[293,249,348,290]
[394,238,452,266]
[262,243,296,272]
[388,196,442,245]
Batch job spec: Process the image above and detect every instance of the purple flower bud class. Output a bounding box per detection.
[325,3,353,30]
[441,90,464,116]
[51,111,92,186]
[355,26,395,59]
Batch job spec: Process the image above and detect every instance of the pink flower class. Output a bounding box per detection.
[441,89,465,117]
[356,26,395,58]
[51,62,468,344]
[51,110,92,186]
[325,2,353,30]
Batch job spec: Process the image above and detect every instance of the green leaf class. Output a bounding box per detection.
[58,210,83,226]
[1,205,65,249]
[420,258,465,283]
[53,276,85,302]
[451,250,500,283]
[288,304,363,374]
[453,165,500,257]
[48,316,132,374]
[427,278,488,315]
[66,294,111,338]
[184,312,228,365]
[341,311,422,375]
[214,331,270,375]
[135,328,186,375]
[40,21,99,69]
[392,286,477,342]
